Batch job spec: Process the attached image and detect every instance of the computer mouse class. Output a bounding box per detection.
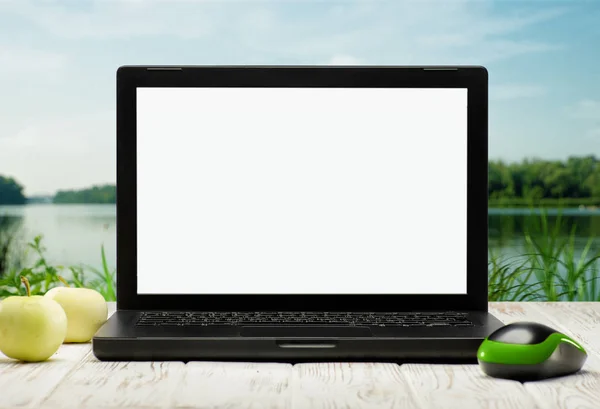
[477,322,587,381]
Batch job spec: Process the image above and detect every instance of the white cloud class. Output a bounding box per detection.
[2,0,215,39]
[568,99,600,119]
[285,3,563,65]
[566,99,600,143]
[0,111,116,195]
[490,84,547,101]
[435,7,567,40]
[469,40,563,63]
[1,0,567,64]
[0,46,67,77]
[586,127,600,140]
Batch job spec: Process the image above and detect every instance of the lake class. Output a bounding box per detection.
[488,208,600,258]
[1,204,599,271]
[0,204,116,270]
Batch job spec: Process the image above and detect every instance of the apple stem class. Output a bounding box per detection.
[20,276,31,297]
[57,276,70,287]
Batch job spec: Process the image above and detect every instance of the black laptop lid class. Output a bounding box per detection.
[116,66,488,311]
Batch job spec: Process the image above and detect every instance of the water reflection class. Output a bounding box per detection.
[0,204,116,269]
[489,209,600,255]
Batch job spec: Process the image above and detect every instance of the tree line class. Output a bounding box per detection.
[54,185,116,204]
[0,178,116,205]
[489,155,600,204]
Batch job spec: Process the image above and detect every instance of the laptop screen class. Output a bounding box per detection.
[136,87,468,294]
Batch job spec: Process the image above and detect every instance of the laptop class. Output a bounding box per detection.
[93,65,504,362]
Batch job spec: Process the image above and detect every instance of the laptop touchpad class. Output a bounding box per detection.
[240,326,372,337]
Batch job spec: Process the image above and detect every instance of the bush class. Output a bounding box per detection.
[489,210,600,301]
[0,236,116,301]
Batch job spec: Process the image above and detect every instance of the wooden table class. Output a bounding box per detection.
[1,303,599,409]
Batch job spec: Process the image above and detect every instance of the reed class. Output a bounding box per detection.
[0,236,117,301]
[489,209,600,301]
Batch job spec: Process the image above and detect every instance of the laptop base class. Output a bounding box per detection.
[93,310,504,362]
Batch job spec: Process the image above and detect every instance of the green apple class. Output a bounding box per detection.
[44,277,108,343]
[0,277,67,362]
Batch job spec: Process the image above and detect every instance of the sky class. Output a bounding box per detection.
[0,0,599,196]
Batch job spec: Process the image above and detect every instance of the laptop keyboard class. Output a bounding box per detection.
[136,311,474,327]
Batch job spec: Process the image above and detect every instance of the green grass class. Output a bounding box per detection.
[69,245,116,301]
[489,209,600,301]
[0,236,116,301]
[488,251,541,301]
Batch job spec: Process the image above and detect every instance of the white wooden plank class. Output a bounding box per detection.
[292,362,419,409]
[393,303,548,409]
[0,302,116,409]
[38,303,177,409]
[2,302,598,409]
[490,302,600,409]
[42,361,185,409]
[522,364,600,409]
[489,302,562,326]
[401,363,538,409]
[174,362,292,409]
[530,302,600,355]
[518,303,600,409]
[0,344,91,409]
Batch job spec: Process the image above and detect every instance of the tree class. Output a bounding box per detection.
[488,155,600,202]
[54,184,116,204]
[583,169,600,198]
[488,161,515,199]
[0,176,26,205]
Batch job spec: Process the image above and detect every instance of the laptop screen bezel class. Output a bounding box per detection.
[116,65,488,312]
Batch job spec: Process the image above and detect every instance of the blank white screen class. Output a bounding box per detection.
[136,87,467,294]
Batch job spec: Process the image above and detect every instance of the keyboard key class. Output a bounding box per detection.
[136,311,474,328]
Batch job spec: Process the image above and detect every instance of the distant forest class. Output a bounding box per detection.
[1,155,599,205]
[0,176,26,205]
[488,155,600,206]
[0,179,116,205]
[54,185,116,204]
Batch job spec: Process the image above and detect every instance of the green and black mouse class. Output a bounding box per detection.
[477,322,587,381]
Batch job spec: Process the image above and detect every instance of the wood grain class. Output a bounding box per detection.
[0,344,91,409]
[292,362,418,409]
[525,303,600,409]
[522,363,600,409]
[531,303,600,355]
[42,361,185,408]
[391,303,548,409]
[401,363,538,409]
[488,302,561,328]
[491,302,600,409]
[174,362,292,409]
[0,304,114,409]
